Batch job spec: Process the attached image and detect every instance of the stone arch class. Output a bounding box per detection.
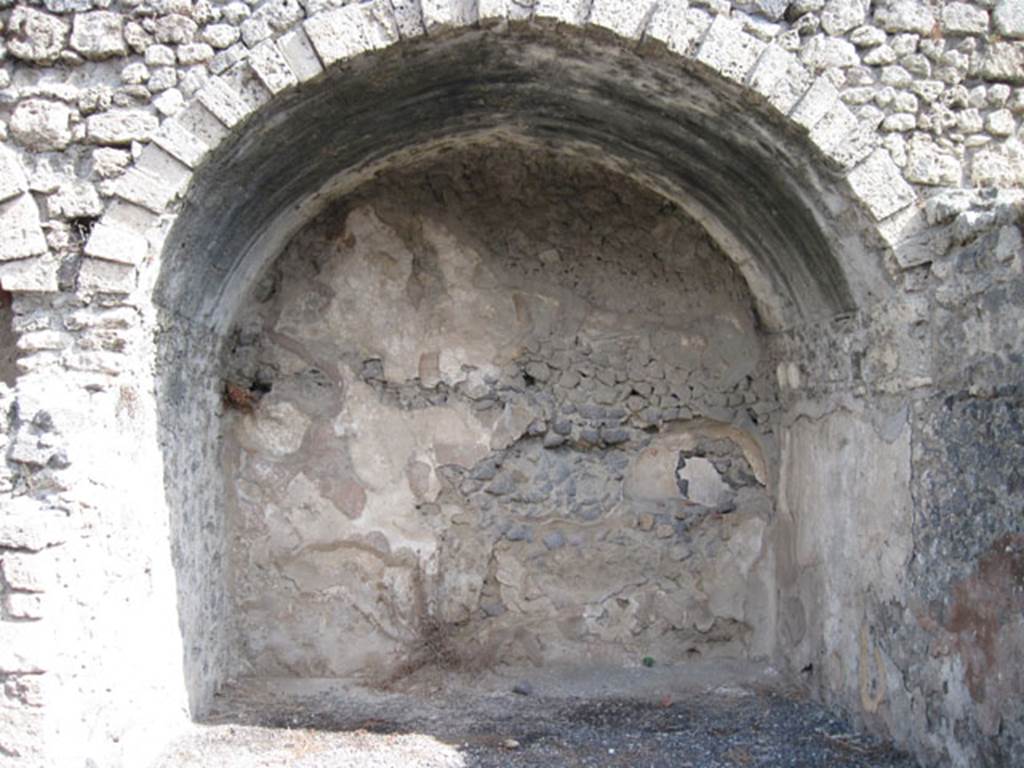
[111,0,923,719]
[74,0,921,329]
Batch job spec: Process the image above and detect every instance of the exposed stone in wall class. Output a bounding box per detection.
[0,0,1020,298]
[223,147,779,681]
[895,393,1024,766]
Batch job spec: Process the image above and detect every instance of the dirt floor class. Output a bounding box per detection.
[152,663,917,767]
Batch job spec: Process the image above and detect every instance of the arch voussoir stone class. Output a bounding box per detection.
[303,0,401,66]
[0,145,53,292]
[588,0,658,39]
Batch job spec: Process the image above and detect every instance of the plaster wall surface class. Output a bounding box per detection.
[222,147,778,680]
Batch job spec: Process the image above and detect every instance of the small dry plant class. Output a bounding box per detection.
[375,562,499,690]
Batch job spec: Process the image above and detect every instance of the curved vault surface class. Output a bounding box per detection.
[156,26,894,339]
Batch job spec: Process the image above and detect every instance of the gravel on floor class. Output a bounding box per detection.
[152,666,918,768]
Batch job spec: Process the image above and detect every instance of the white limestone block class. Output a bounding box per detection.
[422,0,480,31]
[278,27,324,82]
[697,15,766,83]
[646,1,712,57]
[0,195,48,262]
[249,40,299,94]
[589,0,657,39]
[304,1,400,66]
[847,148,916,220]
[197,76,253,128]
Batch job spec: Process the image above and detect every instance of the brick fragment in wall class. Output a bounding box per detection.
[84,220,149,266]
[77,257,137,293]
[747,45,811,114]
[86,109,159,145]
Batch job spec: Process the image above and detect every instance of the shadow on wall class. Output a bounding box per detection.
[0,290,18,387]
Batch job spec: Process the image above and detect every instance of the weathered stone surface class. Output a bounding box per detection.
[202,23,241,49]
[77,255,137,292]
[237,400,310,456]
[248,40,298,94]
[5,7,69,64]
[421,0,479,30]
[70,11,126,60]
[47,180,103,219]
[994,0,1024,38]
[196,76,251,127]
[0,148,29,203]
[86,108,159,145]
[92,147,132,178]
[800,34,859,70]
[847,148,916,220]
[779,408,913,732]
[748,45,811,113]
[0,195,48,262]
[0,252,59,292]
[534,0,591,24]
[646,2,712,56]
[904,136,962,186]
[971,139,1024,186]
[84,218,150,264]
[152,13,197,45]
[303,1,399,66]
[277,27,323,82]
[177,42,214,65]
[588,0,657,39]
[0,500,65,551]
[151,120,208,168]
[976,42,1024,83]
[820,0,867,35]
[874,0,936,34]
[742,0,791,21]
[790,76,839,129]
[9,99,73,151]
[942,2,989,35]
[697,15,766,83]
